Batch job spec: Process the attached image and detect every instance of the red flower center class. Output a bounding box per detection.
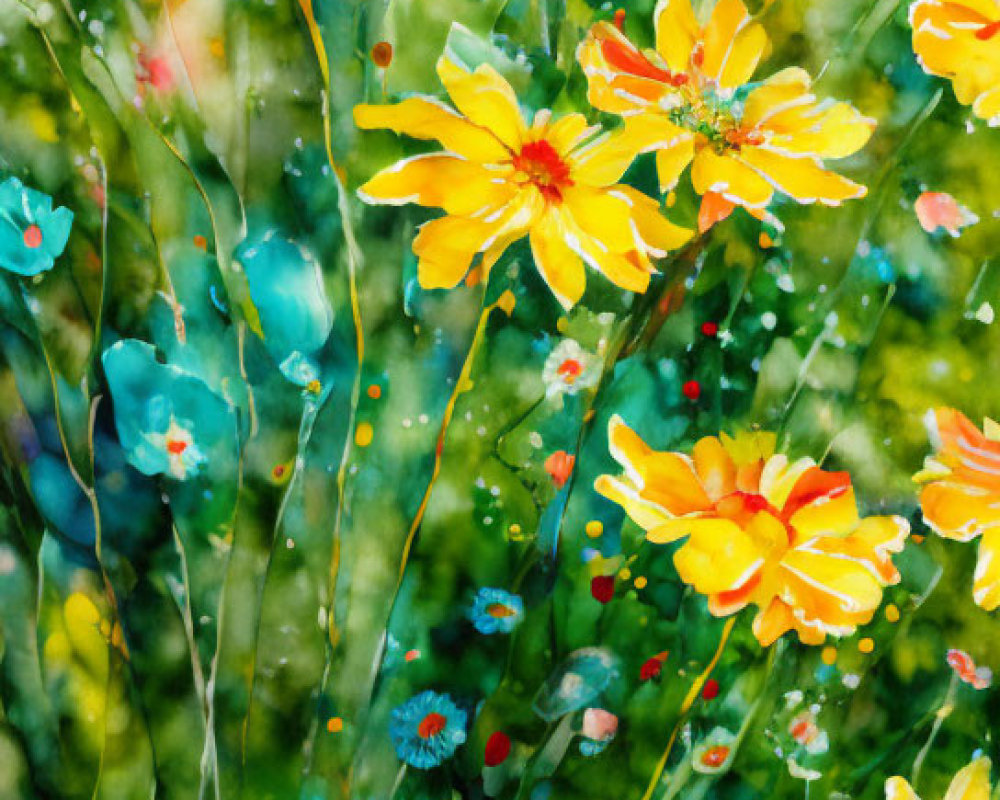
[557,358,583,382]
[23,225,43,249]
[513,140,573,203]
[977,19,1000,40]
[486,603,516,618]
[417,712,447,739]
[166,439,188,455]
[700,745,730,768]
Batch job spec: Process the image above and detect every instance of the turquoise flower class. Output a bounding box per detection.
[102,339,235,481]
[389,691,467,769]
[0,177,73,276]
[235,230,333,387]
[469,587,523,634]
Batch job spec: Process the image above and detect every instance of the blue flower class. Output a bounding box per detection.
[0,177,73,276]
[469,587,524,635]
[102,339,236,482]
[389,691,467,769]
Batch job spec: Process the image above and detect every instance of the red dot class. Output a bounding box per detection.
[371,41,393,68]
[682,380,701,400]
[701,678,720,700]
[591,575,615,604]
[484,731,511,767]
[640,658,663,681]
[701,321,718,337]
[22,225,43,249]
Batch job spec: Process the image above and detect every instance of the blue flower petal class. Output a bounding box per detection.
[0,177,73,276]
[102,339,236,481]
[389,690,467,769]
[235,230,333,386]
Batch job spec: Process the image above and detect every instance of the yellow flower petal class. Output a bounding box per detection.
[974,529,1000,611]
[528,208,587,309]
[561,185,639,253]
[885,776,921,800]
[654,0,701,73]
[767,102,876,159]
[577,23,675,115]
[544,112,597,157]
[742,68,815,129]
[673,518,765,593]
[739,147,867,205]
[691,149,774,209]
[611,185,693,257]
[656,136,696,192]
[597,415,712,523]
[692,435,738,502]
[569,115,675,188]
[701,0,753,86]
[943,757,992,800]
[786,482,859,540]
[412,214,499,289]
[921,481,1000,542]
[718,19,768,90]
[436,57,526,151]
[353,97,509,163]
[357,154,515,215]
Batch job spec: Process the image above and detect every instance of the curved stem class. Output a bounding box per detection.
[640,616,737,800]
[346,290,496,791]
[911,671,959,789]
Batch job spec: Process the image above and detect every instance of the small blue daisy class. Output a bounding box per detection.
[389,691,467,769]
[469,587,524,634]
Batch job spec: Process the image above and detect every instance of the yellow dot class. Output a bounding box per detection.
[858,637,875,654]
[355,422,374,447]
[209,37,225,58]
[885,604,900,623]
[508,523,521,536]
[556,317,569,333]
[666,191,677,207]
[759,232,773,249]
[327,717,343,733]
[618,568,631,581]
[821,646,837,666]
[634,576,647,589]
[585,520,603,538]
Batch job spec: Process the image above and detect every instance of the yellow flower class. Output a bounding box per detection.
[353,56,691,309]
[910,0,1000,125]
[577,0,875,230]
[915,408,1000,610]
[886,756,992,800]
[594,416,908,646]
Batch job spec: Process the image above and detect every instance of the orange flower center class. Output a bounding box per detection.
[486,603,516,618]
[166,439,188,455]
[724,128,765,148]
[512,139,573,202]
[557,358,583,382]
[790,718,815,743]
[417,712,447,739]
[977,19,1000,40]
[700,745,730,768]
[23,225,43,249]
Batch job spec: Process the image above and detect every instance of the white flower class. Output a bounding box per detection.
[692,727,737,775]
[542,339,601,405]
